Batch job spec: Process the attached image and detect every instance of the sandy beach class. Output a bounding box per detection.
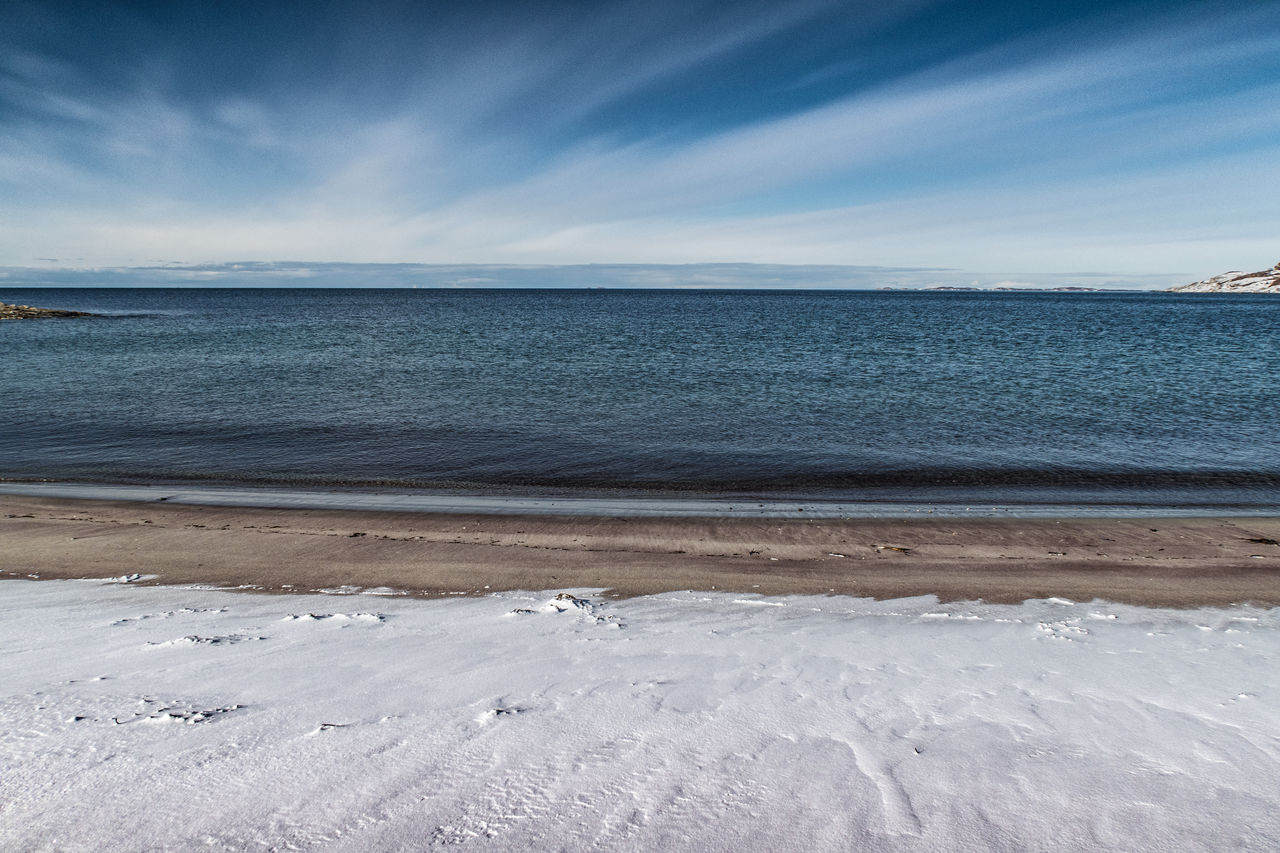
[4,494,1279,606]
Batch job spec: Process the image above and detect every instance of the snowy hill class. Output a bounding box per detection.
[1169,262,1280,293]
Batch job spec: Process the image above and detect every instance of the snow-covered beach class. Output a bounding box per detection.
[4,578,1279,851]
[7,0,1280,846]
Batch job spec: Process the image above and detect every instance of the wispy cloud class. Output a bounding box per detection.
[0,1,1277,277]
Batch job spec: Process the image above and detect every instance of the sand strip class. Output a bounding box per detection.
[3,494,1279,606]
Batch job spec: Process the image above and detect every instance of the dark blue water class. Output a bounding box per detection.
[3,287,1279,508]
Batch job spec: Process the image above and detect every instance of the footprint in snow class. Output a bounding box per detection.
[146,634,266,647]
[280,612,386,623]
[110,697,243,725]
[476,705,529,724]
[112,607,227,626]
[507,593,623,628]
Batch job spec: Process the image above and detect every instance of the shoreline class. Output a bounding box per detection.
[4,493,1280,607]
[4,480,1279,519]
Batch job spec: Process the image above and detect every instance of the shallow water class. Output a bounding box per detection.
[3,287,1279,509]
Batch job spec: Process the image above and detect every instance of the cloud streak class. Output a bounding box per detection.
[0,0,1277,279]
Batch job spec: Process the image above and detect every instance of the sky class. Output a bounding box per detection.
[2,0,1278,283]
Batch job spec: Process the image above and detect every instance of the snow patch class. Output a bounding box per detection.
[315,585,362,595]
[147,634,266,648]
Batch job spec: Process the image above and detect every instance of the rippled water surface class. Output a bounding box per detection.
[3,287,1279,507]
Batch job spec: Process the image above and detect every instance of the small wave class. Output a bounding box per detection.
[79,466,1279,494]
[92,311,189,319]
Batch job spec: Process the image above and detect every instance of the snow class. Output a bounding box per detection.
[3,580,1280,851]
[1171,262,1280,293]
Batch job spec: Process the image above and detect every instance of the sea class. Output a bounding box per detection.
[3,287,1279,514]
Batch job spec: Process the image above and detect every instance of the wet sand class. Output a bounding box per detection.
[3,494,1279,606]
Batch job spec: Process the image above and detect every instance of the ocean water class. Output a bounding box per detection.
[3,287,1279,509]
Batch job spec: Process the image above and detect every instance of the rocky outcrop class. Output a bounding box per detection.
[1169,262,1280,293]
[0,301,95,319]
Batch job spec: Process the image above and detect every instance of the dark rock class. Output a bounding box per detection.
[0,301,97,320]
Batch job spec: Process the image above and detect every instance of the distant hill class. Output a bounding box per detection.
[1169,262,1280,293]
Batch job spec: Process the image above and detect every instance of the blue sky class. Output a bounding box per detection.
[2,0,1278,281]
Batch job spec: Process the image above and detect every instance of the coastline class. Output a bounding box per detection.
[5,479,1280,518]
[4,492,1279,607]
